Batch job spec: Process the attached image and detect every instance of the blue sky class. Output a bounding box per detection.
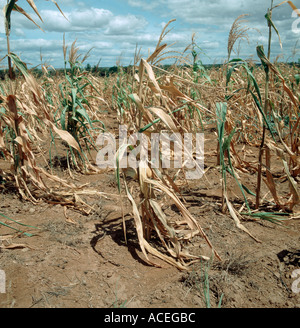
[0,0,300,68]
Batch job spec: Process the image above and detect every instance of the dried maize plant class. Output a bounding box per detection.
[115,21,221,270]
[211,3,300,233]
[57,39,106,172]
[215,62,299,233]
[257,47,300,211]
[3,0,66,79]
[0,60,99,213]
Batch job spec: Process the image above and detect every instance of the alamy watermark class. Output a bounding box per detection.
[0,270,5,294]
[292,9,300,33]
[96,125,204,180]
[291,269,300,294]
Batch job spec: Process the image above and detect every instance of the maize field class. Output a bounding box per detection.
[0,0,299,308]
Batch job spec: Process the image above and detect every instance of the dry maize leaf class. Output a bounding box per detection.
[145,110,203,180]
[149,199,177,240]
[149,106,179,132]
[125,175,187,269]
[0,235,15,241]
[264,146,284,208]
[13,4,44,31]
[48,0,69,21]
[138,59,145,99]
[25,74,43,100]
[19,101,38,116]
[142,238,188,270]
[0,122,10,158]
[147,44,168,64]
[257,49,299,114]
[277,151,300,208]
[287,1,300,16]
[0,243,34,250]
[225,193,261,243]
[48,121,81,153]
[290,116,300,143]
[37,167,76,189]
[130,93,153,123]
[26,0,43,21]
[138,159,151,198]
[145,178,221,260]
[123,178,153,264]
[149,200,184,261]
[144,203,174,253]
[64,206,77,224]
[140,59,161,95]
[21,166,47,191]
[266,139,299,167]
[6,95,18,119]
[160,80,212,114]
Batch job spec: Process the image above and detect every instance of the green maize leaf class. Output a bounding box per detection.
[4,0,17,35]
[226,59,244,86]
[71,88,77,116]
[75,102,93,127]
[228,58,244,64]
[216,102,227,144]
[0,220,33,236]
[60,105,68,130]
[265,12,282,49]
[256,45,269,74]
[25,127,33,142]
[0,83,5,95]
[138,118,161,133]
[79,82,90,92]
[242,211,290,225]
[249,90,276,141]
[65,75,73,87]
[59,83,65,99]
[8,52,29,77]
[77,86,87,101]
[223,127,236,152]
[227,59,262,104]
[76,117,97,148]
[225,87,245,101]
[240,184,256,197]
[226,66,236,87]
[0,212,38,236]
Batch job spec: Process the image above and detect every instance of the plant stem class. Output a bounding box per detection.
[256,0,273,209]
[6,30,13,80]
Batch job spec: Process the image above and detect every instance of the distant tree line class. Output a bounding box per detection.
[0,64,121,79]
[0,61,299,80]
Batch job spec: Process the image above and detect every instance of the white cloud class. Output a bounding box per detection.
[128,0,160,11]
[0,1,5,34]
[11,38,62,52]
[1,0,299,68]
[105,14,148,35]
[18,8,114,32]
[5,6,148,36]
